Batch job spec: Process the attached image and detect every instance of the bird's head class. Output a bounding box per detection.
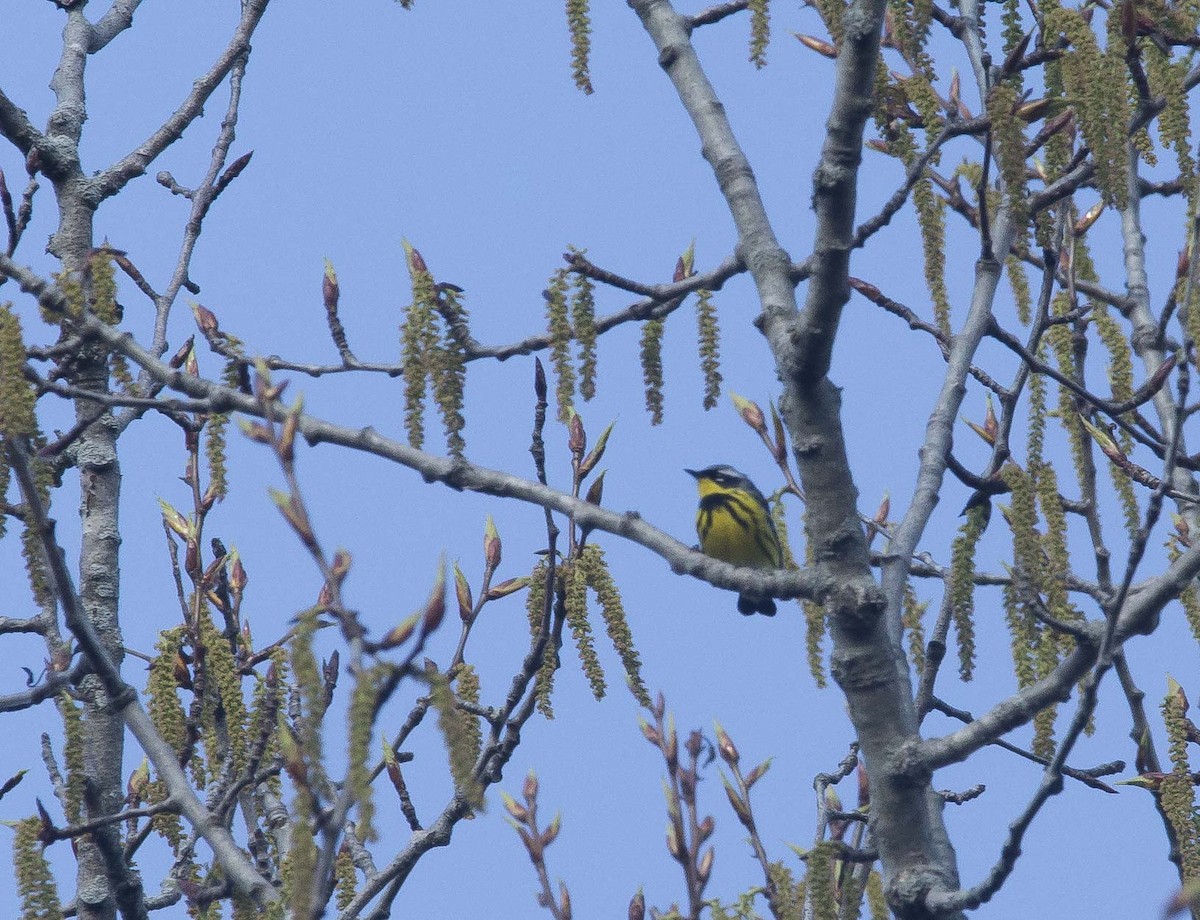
[685,464,752,497]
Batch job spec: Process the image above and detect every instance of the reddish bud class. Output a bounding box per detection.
[323,260,339,312]
[454,563,474,621]
[420,560,447,636]
[379,612,420,650]
[486,576,529,600]
[730,392,767,435]
[629,888,646,920]
[192,303,219,338]
[331,549,351,584]
[1073,201,1105,236]
[666,825,683,861]
[579,420,615,478]
[568,411,586,458]
[542,813,562,847]
[168,335,195,369]
[584,469,606,507]
[714,721,739,765]
[795,33,837,57]
[523,769,539,803]
[484,515,502,569]
[501,791,528,822]
[745,759,772,788]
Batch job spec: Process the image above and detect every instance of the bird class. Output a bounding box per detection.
[685,464,784,616]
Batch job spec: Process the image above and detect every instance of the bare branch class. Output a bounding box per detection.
[87,0,269,205]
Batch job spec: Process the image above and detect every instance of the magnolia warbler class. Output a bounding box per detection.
[685,464,783,616]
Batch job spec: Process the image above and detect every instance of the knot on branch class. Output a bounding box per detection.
[829,641,892,692]
[825,576,886,633]
[887,737,932,788]
[888,866,957,918]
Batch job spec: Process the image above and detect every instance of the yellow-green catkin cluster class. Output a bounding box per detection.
[815,0,845,43]
[865,870,888,920]
[88,254,132,389]
[429,665,484,810]
[1160,680,1200,882]
[1000,0,1026,86]
[579,544,650,707]
[805,841,839,920]
[280,812,318,920]
[347,666,380,842]
[12,815,62,920]
[1089,298,1140,540]
[564,559,606,700]
[198,610,248,777]
[205,359,241,503]
[903,584,928,675]
[401,243,439,450]
[948,504,987,681]
[566,0,593,94]
[145,627,189,847]
[290,608,329,790]
[749,0,770,68]
[545,267,576,423]
[55,693,85,826]
[434,284,469,458]
[766,862,805,920]
[1166,526,1200,643]
[0,303,43,570]
[334,844,357,911]
[526,562,559,719]
[1007,256,1032,326]
[455,663,484,770]
[888,0,932,68]
[640,318,666,425]
[802,536,828,688]
[986,80,1030,234]
[1032,459,1075,645]
[569,250,598,401]
[0,304,36,439]
[890,70,948,333]
[400,244,471,457]
[18,452,53,610]
[1002,464,1055,749]
[1147,45,1197,217]
[696,289,722,410]
[247,650,287,801]
[1003,465,1060,758]
[1047,8,1130,209]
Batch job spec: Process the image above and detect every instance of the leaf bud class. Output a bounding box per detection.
[629,888,646,920]
[484,515,502,569]
[454,563,474,621]
[568,410,586,458]
[730,391,767,436]
[714,721,739,765]
[523,769,539,803]
[795,33,837,57]
[486,576,530,600]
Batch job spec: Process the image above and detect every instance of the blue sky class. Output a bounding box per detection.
[1,2,1196,918]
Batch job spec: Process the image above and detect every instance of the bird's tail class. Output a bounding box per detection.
[737,594,777,617]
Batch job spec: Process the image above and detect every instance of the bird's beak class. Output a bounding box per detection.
[684,468,700,479]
